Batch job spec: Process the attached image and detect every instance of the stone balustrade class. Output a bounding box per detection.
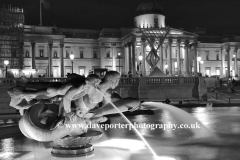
[144,77,197,84]
[0,78,67,86]
[0,76,205,107]
[0,77,197,86]
[119,78,139,85]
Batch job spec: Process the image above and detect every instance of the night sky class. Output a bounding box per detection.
[1,0,240,35]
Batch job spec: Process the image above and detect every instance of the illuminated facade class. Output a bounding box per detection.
[1,1,239,78]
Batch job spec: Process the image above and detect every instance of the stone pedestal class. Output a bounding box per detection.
[51,144,94,157]
[51,130,102,157]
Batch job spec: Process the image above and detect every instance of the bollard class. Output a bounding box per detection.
[228,97,231,103]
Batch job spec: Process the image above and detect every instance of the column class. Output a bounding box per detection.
[165,44,168,75]
[232,48,237,77]
[19,41,24,69]
[141,38,146,76]
[188,46,193,75]
[160,45,164,71]
[31,42,36,69]
[226,48,231,78]
[59,41,64,77]
[48,41,53,77]
[184,40,189,76]
[193,43,198,76]
[128,43,132,73]
[111,43,116,71]
[100,45,105,68]
[221,49,226,78]
[131,40,136,77]
[177,39,181,76]
[236,49,239,76]
[167,39,173,76]
[124,44,129,75]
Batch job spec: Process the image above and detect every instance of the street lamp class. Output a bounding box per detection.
[138,53,143,76]
[164,63,168,75]
[70,52,74,73]
[4,60,9,78]
[118,52,121,73]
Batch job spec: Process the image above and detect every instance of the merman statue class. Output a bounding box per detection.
[8,71,141,157]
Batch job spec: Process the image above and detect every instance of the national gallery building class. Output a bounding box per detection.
[0,1,239,79]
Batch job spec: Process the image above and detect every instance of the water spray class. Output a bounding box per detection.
[96,89,158,157]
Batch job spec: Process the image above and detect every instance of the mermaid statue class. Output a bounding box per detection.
[8,71,141,157]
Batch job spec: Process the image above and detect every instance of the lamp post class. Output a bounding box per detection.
[165,63,168,76]
[138,53,143,76]
[4,60,9,78]
[118,52,121,73]
[197,56,201,74]
[70,52,74,74]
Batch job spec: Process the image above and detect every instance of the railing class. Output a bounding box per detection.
[0,77,197,86]
[27,78,67,83]
[0,78,67,86]
[0,78,17,85]
[147,78,161,84]
[145,77,197,84]
[184,77,196,84]
[119,78,139,85]
[165,78,179,84]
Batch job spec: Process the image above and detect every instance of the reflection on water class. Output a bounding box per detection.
[1,107,240,160]
[0,138,15,160]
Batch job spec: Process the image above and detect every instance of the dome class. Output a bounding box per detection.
[135,0,164,16]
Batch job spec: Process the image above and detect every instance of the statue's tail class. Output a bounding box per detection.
[19,104,57,142]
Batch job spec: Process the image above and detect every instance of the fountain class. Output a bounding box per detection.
[4,71,240,160]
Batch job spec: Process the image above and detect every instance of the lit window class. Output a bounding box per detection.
[205,67,211,76]
[174,61,178,75]
[216,67,220,75]
[39,49,44,57]
[53,50,58,58]
[26,49,29,57]
[79,68,85,75]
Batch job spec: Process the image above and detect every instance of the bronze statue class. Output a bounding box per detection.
[8,71,141,157]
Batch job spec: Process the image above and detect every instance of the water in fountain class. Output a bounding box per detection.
[141,102,218,139]
[95,89,158,158]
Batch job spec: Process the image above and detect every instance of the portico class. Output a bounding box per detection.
[122,28,199,77]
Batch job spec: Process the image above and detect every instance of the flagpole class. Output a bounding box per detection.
[40,0,42,26]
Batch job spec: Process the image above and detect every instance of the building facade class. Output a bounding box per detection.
[0,1,239,79]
